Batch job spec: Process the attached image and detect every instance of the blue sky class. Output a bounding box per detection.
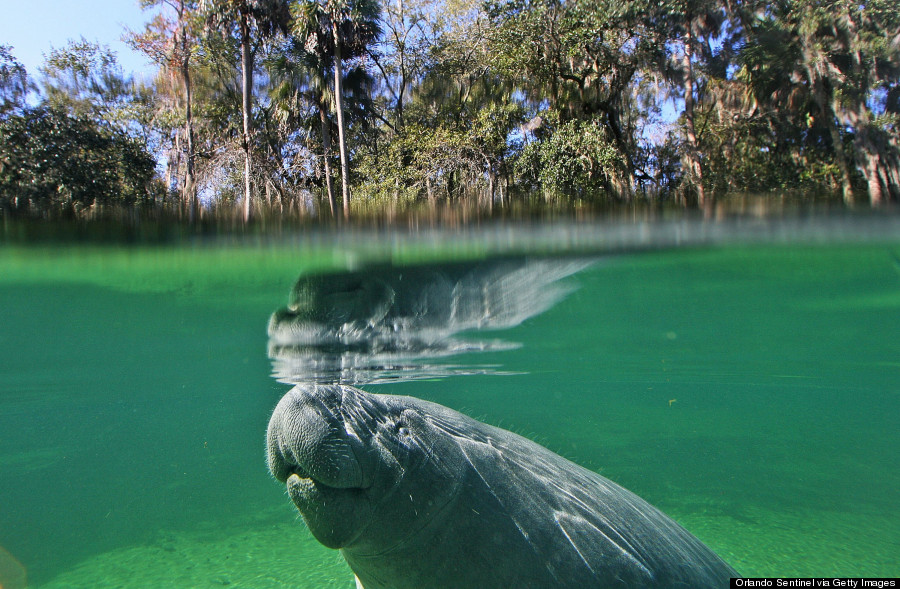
[1,0,156,81]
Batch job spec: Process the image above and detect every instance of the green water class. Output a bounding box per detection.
[1,229,898,587]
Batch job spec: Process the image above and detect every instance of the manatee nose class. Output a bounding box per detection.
[265,410,296,483]
[267,427,310,483]
[266,385,366,489]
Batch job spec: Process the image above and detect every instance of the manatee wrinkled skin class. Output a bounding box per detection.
[267,384,740,589]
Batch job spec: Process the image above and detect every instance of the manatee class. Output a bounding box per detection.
[266,384,740,588]
[267,258,592,385]
[270,258,591,337]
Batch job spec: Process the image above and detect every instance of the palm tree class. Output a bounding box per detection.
[733,0,900,205]
[291,0,380,219]
[204,0,291,221]
[660,0,725,206]
[269,45,338,215]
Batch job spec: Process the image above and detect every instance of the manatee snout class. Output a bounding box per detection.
[267,385,376,548]
[288,274,395,326]
[266,385,369,489]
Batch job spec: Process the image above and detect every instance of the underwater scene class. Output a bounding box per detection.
[1,217,899,587]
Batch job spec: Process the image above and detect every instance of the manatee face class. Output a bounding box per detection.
[266,384,461,551]
[286,273,395,327]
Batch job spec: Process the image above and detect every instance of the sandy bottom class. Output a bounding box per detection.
[35,521,354,589]
[674,505,900,578]
[31,503,898,587]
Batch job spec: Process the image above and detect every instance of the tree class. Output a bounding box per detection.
[487,0,668,196]
[204,0,291,221]
[407,7,520,202]
[0,106,159,217]
[39,40,138,124]
[654,0,726,205]
[127,0,202,214]
[269,44,339,214]
[368,0,443,129]
[36,39,162,164]
[291,0,380,218]
[726,0,900,204]
[0,46,31,115]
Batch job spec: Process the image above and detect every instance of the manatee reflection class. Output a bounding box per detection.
[267,258,592,385]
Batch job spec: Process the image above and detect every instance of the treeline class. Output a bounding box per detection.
[1,0,898,221]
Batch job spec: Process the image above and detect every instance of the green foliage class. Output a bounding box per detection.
[291,0,381,59]
[355,124,459,200]
[0,45,30,115]
[698,0,900,201]
[40,40,134,120]
[204,0,292,38]
[354,99,523,203]
[485,0,666,196]
[0,107,160,217]
[515,113,626,196]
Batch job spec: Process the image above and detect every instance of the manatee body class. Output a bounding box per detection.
[267,384,739,589]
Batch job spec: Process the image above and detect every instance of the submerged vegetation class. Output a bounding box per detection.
[1,0,899,222]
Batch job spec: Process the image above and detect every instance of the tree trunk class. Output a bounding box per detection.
[804,50,853,204]
[395,0,406,127]
[826,87,854,205]
[240,14,254,222]
[850,103,892,206]
[856,122,885,206]
[683,27,705,207]
[332,19,351,220]
[179,0,197,221]
[864,151,884,206]
[318,96,337,217]
[183,65,197,218]
[166,137,177,194]
[487,160,495,213]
